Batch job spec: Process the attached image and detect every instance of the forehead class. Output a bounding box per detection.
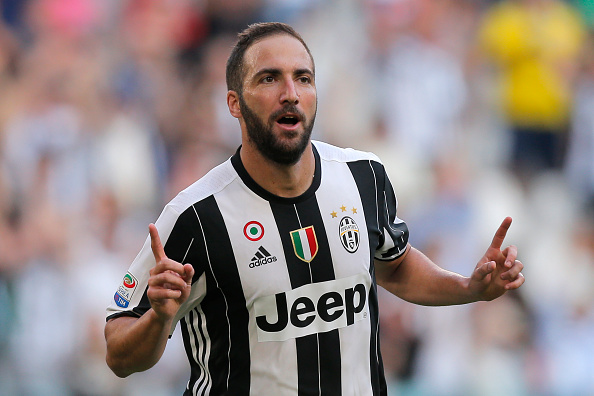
[243,34,313,77]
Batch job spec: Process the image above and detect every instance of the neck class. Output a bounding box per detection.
[240,142,315,198]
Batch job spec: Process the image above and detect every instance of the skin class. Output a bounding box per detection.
[105,34,525,378]
[227,33,318,198]
[105,224,194,377]
[377,216,523,307]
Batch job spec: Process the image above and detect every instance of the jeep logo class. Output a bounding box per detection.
[253,273,371,342]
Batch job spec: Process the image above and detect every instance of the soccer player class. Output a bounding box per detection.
[105,22,524,395]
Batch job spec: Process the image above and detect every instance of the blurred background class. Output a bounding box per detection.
[0,0,593,395]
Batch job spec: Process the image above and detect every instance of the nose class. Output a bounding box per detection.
[280,79,299,104]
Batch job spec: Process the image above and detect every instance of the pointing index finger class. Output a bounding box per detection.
[490,217,512,250]
[149,223,167,263]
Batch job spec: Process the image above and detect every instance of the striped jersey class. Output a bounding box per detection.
[106,141,409,396]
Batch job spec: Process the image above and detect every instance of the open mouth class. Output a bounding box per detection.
[276,114,301,126]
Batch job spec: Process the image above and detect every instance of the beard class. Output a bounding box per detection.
[239,94,316,165]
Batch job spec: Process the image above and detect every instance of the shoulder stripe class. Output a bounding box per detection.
[167,158,239,215]
[313,140,381,164]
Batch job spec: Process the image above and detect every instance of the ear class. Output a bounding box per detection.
[227,90,242,119]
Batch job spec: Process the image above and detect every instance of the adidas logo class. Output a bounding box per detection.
[249,246,278,268]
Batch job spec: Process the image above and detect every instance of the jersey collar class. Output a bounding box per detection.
[231,143,322,204]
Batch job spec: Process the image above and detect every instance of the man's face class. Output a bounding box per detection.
[238,34,317,165]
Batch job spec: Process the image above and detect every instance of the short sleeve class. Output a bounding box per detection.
[374,168,409,261]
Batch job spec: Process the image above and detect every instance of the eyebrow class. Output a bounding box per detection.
[252,67,314,80]
[253,68,282,80]
[294,68,314,77]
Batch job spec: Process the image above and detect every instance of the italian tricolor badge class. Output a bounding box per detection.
[290,226,318,263]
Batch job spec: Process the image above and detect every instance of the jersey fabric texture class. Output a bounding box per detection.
[106,141,409,396]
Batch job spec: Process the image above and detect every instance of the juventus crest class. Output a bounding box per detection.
[339,216,360,253]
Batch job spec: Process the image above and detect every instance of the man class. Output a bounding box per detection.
[105,22,524,395]
[477,0,585,182]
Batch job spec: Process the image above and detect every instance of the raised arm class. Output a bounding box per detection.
[105,224,195,377]
[375,217,524,306]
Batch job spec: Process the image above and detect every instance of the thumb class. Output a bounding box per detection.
[473,260,495,281]
[182,263,195,285]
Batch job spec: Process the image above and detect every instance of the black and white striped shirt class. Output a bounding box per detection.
[107,141,409,396]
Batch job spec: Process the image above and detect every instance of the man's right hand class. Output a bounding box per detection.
[148,223,195,322]
[105,225,195,377]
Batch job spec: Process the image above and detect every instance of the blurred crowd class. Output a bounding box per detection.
[0,0,594,395]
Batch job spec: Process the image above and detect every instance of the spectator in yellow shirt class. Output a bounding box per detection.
[478,0,586,183]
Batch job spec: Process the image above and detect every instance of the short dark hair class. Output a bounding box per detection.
[225,22,314,94]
